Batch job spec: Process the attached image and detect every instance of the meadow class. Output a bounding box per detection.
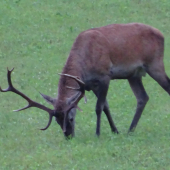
[0,0,170,169]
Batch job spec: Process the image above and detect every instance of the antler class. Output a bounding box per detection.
[0,68,55,130]
[58,73,85,89]
[58,73,87,103]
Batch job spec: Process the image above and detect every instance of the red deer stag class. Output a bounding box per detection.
[1,23,168,138]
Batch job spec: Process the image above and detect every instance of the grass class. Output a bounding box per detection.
[0,0,170,169]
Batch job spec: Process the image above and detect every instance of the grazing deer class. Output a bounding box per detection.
[1,23,168,138]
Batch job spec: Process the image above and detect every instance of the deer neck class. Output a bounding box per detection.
[55,55,84,111]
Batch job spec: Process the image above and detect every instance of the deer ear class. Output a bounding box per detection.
[40,93,56,106]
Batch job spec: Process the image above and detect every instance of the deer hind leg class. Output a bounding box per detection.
[128,77,149,132]
[93,88,118,134]
[146,59,170,94]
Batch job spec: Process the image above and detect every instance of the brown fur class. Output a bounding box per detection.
[55,23,169,136]
[57,23,164,110]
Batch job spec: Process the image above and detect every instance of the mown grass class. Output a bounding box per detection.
[0,0,170,169]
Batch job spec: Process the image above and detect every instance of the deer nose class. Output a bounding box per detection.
[64,130,72,138]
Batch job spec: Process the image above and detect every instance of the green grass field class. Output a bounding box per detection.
[1,0,170,169]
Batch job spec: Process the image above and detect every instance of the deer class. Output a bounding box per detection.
[1,23,169,138]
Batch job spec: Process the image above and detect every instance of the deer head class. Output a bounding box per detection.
[0,68,85,138]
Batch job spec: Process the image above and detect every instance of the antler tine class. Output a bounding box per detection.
[13,104,32,112]
[58,73,85,86]
[40,113,53,130]
[66,86,80,90]
[0,68,55,130]
[0,68,15,92]
[0,68,35,103]
[7,67,14,86]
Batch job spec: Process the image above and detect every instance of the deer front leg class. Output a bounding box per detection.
[92,89,118,134]
[103,100,119,133]
[95,76,110,136]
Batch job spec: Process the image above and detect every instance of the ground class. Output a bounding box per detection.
[0,0,170,169]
